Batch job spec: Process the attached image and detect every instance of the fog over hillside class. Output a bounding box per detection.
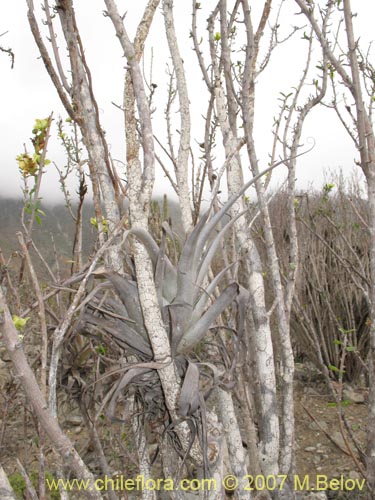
[0,195,183,277]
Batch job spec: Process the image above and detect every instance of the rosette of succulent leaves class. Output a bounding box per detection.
[75,178,260,465]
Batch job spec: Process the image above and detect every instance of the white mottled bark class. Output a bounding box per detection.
[367,179,375,498]
[244,154,294,476]
[206,410,225,500]
[240,0,294,478]
[57,0,122,271]
[247,259,280,477]
[217,389,251,500]
[212,63,280,478]
[343,1,375,495]
[104,0,181,413]
[163,0,193,235]
[295,2,375,494]
[104,0,202,464]
[131,400,157,500]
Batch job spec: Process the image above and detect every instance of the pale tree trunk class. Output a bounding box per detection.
[238,0,328,482]
[295,1,375,494]
[57,0,122,271]
[131,400,157,500]
[0,288,101,500]
[26,0,122,270]
[206,411,225,500]
[240,0,295,479]
[343,1,375,491]
[246,252,280,479]
[340,23,375,492]
[104,0,190,486]
[237,362,263,479]
[219,100,280,483]
[0,466,16,500]
[367,177,375,496]
[243,139,295,479]
[104,0,182,420]
[216,389,251,500]
[104,0,206,478]
[210,36,280,483]
[163,0,193,236]
[206,0,319,492]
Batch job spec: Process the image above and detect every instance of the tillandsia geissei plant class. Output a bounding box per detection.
[74,169,272,470]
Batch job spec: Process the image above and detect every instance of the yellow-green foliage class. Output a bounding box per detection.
[8,471,60,500]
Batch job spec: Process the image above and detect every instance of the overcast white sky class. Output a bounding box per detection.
[1,1,374,203]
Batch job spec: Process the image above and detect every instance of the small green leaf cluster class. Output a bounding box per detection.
[90,217,109,233]
[12,314,30,330]
[25,197,46,225]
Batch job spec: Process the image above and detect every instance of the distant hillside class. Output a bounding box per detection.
[0,197,95,276]
[0,195,183,278]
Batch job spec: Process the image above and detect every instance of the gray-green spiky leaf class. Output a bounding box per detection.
[177,283,239,353]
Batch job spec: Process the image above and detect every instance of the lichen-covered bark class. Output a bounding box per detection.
[212,59,280,479]
[243,134,294,477]
[295,2,375,495]
[104,0,203,467]
[217,389,251,500]
[247,254,280,477]
[163,0,193,235]
[367,180,375,496]
[240,0,295,478]
[131,398,157,500]
[104,0,181,411]
[57,0,122,271]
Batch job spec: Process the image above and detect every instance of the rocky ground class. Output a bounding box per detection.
[0,359,368,499]
[294,363,367,499]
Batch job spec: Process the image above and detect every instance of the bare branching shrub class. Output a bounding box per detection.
[270,177,370,384]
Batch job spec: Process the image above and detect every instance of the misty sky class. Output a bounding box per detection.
[1,1,374,203]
